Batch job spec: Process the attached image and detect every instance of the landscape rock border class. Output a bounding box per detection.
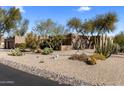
[0,58,92,86]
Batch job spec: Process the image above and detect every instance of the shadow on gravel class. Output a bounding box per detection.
[0,63,70,86]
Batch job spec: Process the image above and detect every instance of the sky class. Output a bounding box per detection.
[3,6,124,36]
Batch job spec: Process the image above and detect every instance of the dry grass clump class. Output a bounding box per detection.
[69,53,106,65]
[90,53,106,60]
[69,53,97,65]
[69,53,88,61]
[87,56,97,65]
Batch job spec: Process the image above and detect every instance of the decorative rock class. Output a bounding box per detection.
[39,61,44,63]
[36,56,39,58]
[53,54,59,60]
[23,48,31,52]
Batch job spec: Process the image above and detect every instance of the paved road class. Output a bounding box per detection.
[0,63,69,86]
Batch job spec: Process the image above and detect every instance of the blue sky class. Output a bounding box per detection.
[3,6,124,36]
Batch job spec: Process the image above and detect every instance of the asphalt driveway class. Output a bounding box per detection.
[0,63,68,86]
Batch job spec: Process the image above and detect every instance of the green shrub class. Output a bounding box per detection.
[8,48,23,56]
[15,43,26,50]
[42,47,53,55]
[40,35,64,50]
[112,43,120,54]
[25,32,41,49]
[49,48,53,53]
[90,53,106,60]
[113,32,124,48]
[113,32,124,53]
[120,46,124,53]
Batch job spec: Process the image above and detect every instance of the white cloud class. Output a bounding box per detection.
[15,6,25,13]
[77,6,91,12]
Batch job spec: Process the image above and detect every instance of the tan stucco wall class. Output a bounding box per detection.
[15,36,25,44]
[0,37,4,48]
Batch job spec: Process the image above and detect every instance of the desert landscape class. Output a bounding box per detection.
[0,6,124,86]
[0,49,124,85]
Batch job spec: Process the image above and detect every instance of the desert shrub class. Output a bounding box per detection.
[113,31,124,53]
[90,53,106,60]
[40,41,50,49]
[120,46,124,53]
[51,35,64,50]
[25,32,41,49]
[40,35,64,50]
[69,53,88,61]
[8,48,23,56]
[114,32,124,47]
[49,48,53,53]
[42,47,53,55]
[111,43,120,54]
[15,43,26,51]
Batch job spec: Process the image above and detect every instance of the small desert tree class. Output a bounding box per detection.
[33,19,56,38]
[33,19,67,50]
[67,17,96,49]
[15,19,29,36]
[94,12,117,48]
[0,7,22,37]
[67,17,82,34]
[67,17,83,49]
[49,25,67,50]
[79,19,96,49]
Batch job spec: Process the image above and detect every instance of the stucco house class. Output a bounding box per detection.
[3,34,113,50]
[4,36,25,49]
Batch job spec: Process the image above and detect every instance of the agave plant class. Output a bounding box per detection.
[9,48,23,56]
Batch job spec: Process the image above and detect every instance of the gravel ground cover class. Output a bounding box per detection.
[0,49,124,85]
